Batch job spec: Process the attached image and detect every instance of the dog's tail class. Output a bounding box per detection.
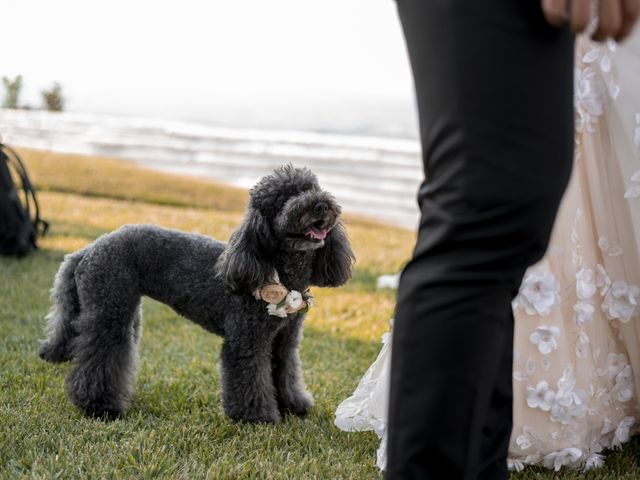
[38,247,88,363]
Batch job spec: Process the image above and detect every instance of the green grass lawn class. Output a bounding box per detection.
[1,149,639,479]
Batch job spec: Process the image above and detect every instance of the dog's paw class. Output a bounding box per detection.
[279,390,314,417]
[69,393,126,420]
[81,402,123,420]
[66,367,131,420]
[229,408,282,424]
[38,339,73,363]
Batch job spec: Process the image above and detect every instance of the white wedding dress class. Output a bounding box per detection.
[335,30,640,472]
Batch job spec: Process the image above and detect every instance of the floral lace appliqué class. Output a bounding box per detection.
[514,270,561,316]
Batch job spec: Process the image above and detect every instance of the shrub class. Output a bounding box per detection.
[2,75,23,109]
[41,82,65,112]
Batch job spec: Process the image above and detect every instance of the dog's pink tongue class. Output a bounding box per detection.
[307,227,327,240]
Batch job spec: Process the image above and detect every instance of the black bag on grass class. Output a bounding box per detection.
[0,142,48,257]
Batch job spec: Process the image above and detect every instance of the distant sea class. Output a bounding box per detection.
[0,108,423,229]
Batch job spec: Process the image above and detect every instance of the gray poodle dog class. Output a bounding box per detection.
[38,165,354,423]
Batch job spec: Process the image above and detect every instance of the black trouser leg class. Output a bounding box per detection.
[386,1,574,479]
[477,309,515,480]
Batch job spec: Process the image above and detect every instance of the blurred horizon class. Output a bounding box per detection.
[2,0,419,139]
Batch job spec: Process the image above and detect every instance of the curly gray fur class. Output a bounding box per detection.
[39,165,355,422]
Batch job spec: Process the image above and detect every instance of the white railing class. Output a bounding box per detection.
[0,109,422,229]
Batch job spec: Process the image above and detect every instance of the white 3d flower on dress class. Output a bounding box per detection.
[514,270,561,316]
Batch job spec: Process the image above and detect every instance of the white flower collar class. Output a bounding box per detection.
[253,271,314,318]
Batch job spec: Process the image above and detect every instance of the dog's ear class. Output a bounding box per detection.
[216,207,277,292]
[310,221,355,287]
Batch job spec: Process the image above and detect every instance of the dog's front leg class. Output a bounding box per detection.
[220,319,281,423]
[271,313,313,416]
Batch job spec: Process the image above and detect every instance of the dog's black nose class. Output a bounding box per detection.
[313,202,328,215]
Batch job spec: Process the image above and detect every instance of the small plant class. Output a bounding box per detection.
[2,75,23,109]
[41,82,65,112]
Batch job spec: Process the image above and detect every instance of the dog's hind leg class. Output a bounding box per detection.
[66,296,142,419]
[132,304,142,345]
[39,248,88,363]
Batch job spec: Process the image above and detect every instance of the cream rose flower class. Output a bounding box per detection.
[267,303,288,318]
[260,284,288,305]
[285,290,304,310]
[255,273,314,317]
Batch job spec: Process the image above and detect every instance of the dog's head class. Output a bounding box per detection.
[216,165,354,292]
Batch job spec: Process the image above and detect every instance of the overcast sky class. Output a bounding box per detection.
[2,0,416,133]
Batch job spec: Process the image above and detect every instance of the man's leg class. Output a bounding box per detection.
[386,1,574,479]
[477,309,515,480]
